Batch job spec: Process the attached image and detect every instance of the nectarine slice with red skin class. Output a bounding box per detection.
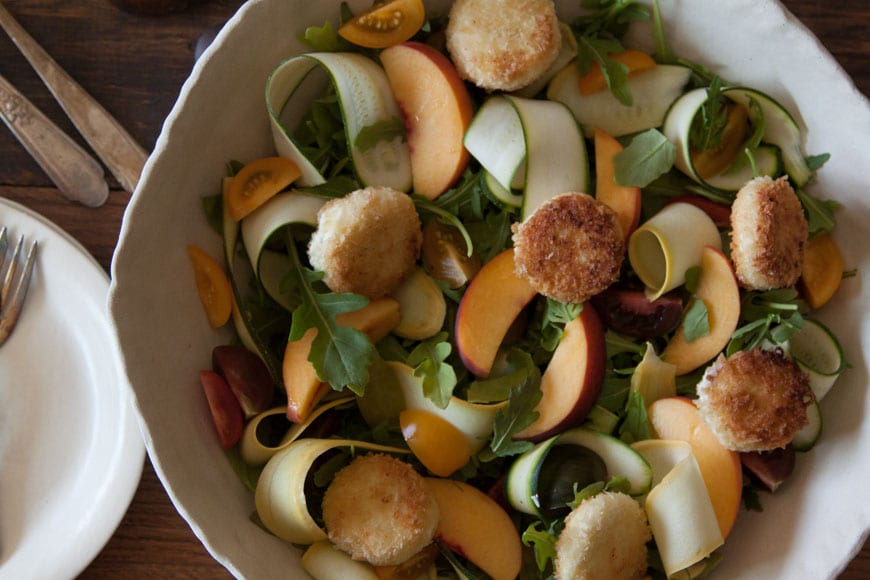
[515,305,607,442]
[455,248,537,377]
[648,396,742,539]
[662,245,741,375]
[425,477,522,580]
[381,41,474,199]
[594,128,642,241]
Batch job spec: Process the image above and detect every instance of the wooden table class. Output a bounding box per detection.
[0,1,864,578]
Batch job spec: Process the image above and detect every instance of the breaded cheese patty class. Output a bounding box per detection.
[308,186,422,299]
[512,192,624,304]
[554,491,650,580]
[696,348,814,452]
[321,454,439,566]
[445,0,561,91]
[730,175,808,290]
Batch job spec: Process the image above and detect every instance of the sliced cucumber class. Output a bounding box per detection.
[464,95,589,221]
[787,318,846,401]
[505,427,652,517]
[547,63,691,138]
[482,170,522,212]
[463,96,525,192]
[723,87,813,186]
[704,145,780,191]
[663,85,784,192]
[793,401,822,452]
[266,52,412,191]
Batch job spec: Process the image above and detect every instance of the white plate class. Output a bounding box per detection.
[0,198,144,580]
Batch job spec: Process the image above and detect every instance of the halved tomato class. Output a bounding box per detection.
[187,243,233,328]
[338,0,426,49]
[225,156,301,221]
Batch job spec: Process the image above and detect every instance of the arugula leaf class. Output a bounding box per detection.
[726,289,805,355]
[354,117,407,152]
[618,390,651,443]
[407,332,457,409]
[298,20,349,52]
[683,265,702,293]
[540,299,584,352]
[576,36,632,105]
[284,229,377,395]
[682,299,710,343]
[614,129,675,187]
[522,520,561,573]
[650,0,674,63]
[796,187,840,236]
[468,349,537,404]
[480,366,542,460]
[568,475,631,509]
[690,76,729,152]
[575,0,651,39]
[806,153,831,172]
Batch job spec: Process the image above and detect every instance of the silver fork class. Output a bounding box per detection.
[0,226,38,345]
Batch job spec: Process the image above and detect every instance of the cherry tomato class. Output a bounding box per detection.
[338,0,426,49]
[199,370,244,449]
[421,220,481,289]
[187,244,233,328]
[400,408,471,477]
[225,156,301,221]
[799,233,844,309]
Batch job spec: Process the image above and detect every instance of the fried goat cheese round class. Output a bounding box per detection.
[696,347,814,452]
[321,454,439,567]
[512,192,624,304]
[729,175,808,290]
[554,491,651,580]
[445,0,561,91]
[308,186,422,299]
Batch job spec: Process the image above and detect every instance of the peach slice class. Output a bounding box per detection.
[515,305,607,441]
[284,297,400,423]
[594,128,641,241]
[662,246,740,375]
[455,248,538,377]
[647,397,743,539]
[425,478,522,580]
[381,41,474,199]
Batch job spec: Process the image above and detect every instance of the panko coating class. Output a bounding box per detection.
[512,192,625,304]
[554,491,651,580]
[696,347,814,452]
[321,454,439,566]
[308,186,422,299]
[730,175,808,290]
[445,0,562,91]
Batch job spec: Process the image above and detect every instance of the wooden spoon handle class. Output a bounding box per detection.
[0,2,148,193]
[0,73,109,207]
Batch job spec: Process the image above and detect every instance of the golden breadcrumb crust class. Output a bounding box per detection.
[729,175,808,290]
[696,347,814,452]
[512,192,624,304]
[321,454,439,566]
[555,491,651,580]
[445,0,561,91]
[308,186,422,299]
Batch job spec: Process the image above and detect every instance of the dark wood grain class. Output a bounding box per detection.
[0,1,864,578]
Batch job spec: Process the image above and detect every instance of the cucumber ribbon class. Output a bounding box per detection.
[266,52,412,192]
[631,439,724,577]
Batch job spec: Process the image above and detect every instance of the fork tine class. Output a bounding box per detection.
[1,232,22,307]
[0,235,37,345]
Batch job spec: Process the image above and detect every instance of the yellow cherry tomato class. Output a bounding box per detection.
[799,233,845,309]
[225,156,301,221]
[338,0,426,49]
[577,49,657,95]
[400,408,471,477]
[187,244,233,328]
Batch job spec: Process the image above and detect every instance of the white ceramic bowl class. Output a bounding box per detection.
[109,0,870,577]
